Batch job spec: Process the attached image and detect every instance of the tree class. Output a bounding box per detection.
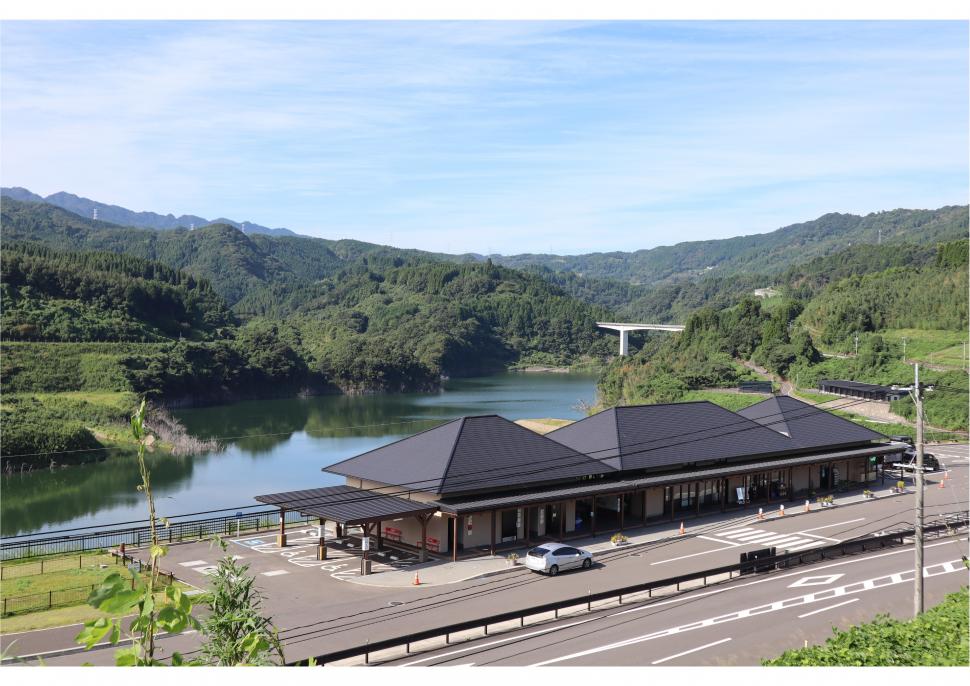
[197,539,285,666]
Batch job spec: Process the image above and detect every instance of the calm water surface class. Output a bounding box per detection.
[2,372,598,537]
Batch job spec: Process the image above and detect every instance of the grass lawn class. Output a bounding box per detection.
[0,550,195,634]
[879,328,968,368]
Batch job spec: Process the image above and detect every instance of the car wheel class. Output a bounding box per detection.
[548,564,559,576]
[582,557,592,569]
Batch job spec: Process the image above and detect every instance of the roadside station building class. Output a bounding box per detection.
[256,396,906,561]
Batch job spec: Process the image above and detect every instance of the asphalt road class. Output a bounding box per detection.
[5,447,967,666]
[378,536,970,666]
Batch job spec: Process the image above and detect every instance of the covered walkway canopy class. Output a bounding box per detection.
[254,485,437,560]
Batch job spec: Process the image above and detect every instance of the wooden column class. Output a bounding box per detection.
[618,494,625,531]
[669,487,676,521]
[377,525,383,552]
[490,510,496,556]
[642,491,649,526]
[317,517,327,560]
[695,482,701,516]
[525,507,532,545]
[788,467,794,501]
[277,508,287,547]
[417,514,430,563]
[452,516,460,562]
[559,503,565,539]
[720,479,727,512]
[591,497,598,535]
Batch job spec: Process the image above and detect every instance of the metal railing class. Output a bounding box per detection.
[291,516,968,666]
[1,552,177,617]
[0,510,314,561]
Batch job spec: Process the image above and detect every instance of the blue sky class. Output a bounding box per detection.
[1,21,967,254]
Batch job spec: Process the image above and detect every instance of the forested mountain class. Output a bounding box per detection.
[0,186,296,236]
[598,238,969,430]
[1,199,435,306]
[1,243,236,342]
[490,206,968,286]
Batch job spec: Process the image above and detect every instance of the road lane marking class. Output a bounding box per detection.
[799,518,865,533]
[721,527,755,535]
[651,637,732,664]
[262,570,289,577]
[697,535,742,546]
[789,574,844,588]
[179,560,208,567]
[797,532,842,542]
[797,598,859,618]
[785,541,825,552]
[650,545,740,565]
[531,558,965,666]
[399,617,597,666]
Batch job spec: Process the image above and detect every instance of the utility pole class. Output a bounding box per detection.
[911,363,925,616]
[902,337,907,359]
[854,333,859,356]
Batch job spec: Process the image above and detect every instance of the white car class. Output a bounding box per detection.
[523,542,593,576]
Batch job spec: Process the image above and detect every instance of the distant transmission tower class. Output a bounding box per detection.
[190,222,195,230]
[92,208,99,221]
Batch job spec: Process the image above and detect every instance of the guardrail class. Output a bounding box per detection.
[290,516,968,666]
[0,510,314,561]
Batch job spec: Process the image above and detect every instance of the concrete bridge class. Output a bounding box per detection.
[596,322,685,356]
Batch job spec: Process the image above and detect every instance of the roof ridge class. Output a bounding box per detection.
[323,415,463,472]
[438,416,467,492]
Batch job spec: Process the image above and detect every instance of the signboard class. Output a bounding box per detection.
[736,487,746,504]
[361,536,370,551]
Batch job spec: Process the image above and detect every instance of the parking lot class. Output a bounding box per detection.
[141,525,420,607]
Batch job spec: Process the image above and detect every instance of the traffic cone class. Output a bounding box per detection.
[413,571,421,585]
[679,522,685,535]
[779,504,785,517]
[944,470,950,480]
[804,500,810,513]
[938,479,945,489]
[758,508,764,521]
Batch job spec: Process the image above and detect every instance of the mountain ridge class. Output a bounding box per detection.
[0,186,297,237]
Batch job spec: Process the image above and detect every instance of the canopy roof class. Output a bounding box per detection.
[254,485,436,526]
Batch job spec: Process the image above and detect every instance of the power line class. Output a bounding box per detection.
[4,396,884,540]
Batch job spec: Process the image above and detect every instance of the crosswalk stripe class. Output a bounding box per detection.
[725,531,768,539]
[720,527,755,535]
[786,540,825,552]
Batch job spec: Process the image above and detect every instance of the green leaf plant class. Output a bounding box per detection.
[75,400,199,665]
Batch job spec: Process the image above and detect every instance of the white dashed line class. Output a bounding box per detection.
[262,570,289,577]
[179,560,208,567]
[797,598,859,618]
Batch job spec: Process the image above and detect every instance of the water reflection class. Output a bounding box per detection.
[1,372,598,536]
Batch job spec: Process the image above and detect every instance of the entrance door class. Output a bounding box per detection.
[819,465,830,490]
[545,504,560,539]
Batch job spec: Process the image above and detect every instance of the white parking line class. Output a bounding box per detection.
[179,560,208,567]
[651,638,732,664]
[262,570,289,577]
[797,598,859,618]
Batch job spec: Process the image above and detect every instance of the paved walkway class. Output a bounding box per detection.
[346,480,909,588]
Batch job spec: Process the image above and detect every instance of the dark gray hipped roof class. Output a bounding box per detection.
[324,415,613,496]
[255,485,436,525]
[546,401,797,471]
[435,442,904,514]
[737,395,886,449]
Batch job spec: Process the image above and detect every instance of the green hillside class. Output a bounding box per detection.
[492,206,968,286]
[597,238,969,431]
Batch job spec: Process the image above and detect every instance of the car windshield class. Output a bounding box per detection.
[527,547,550,558]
